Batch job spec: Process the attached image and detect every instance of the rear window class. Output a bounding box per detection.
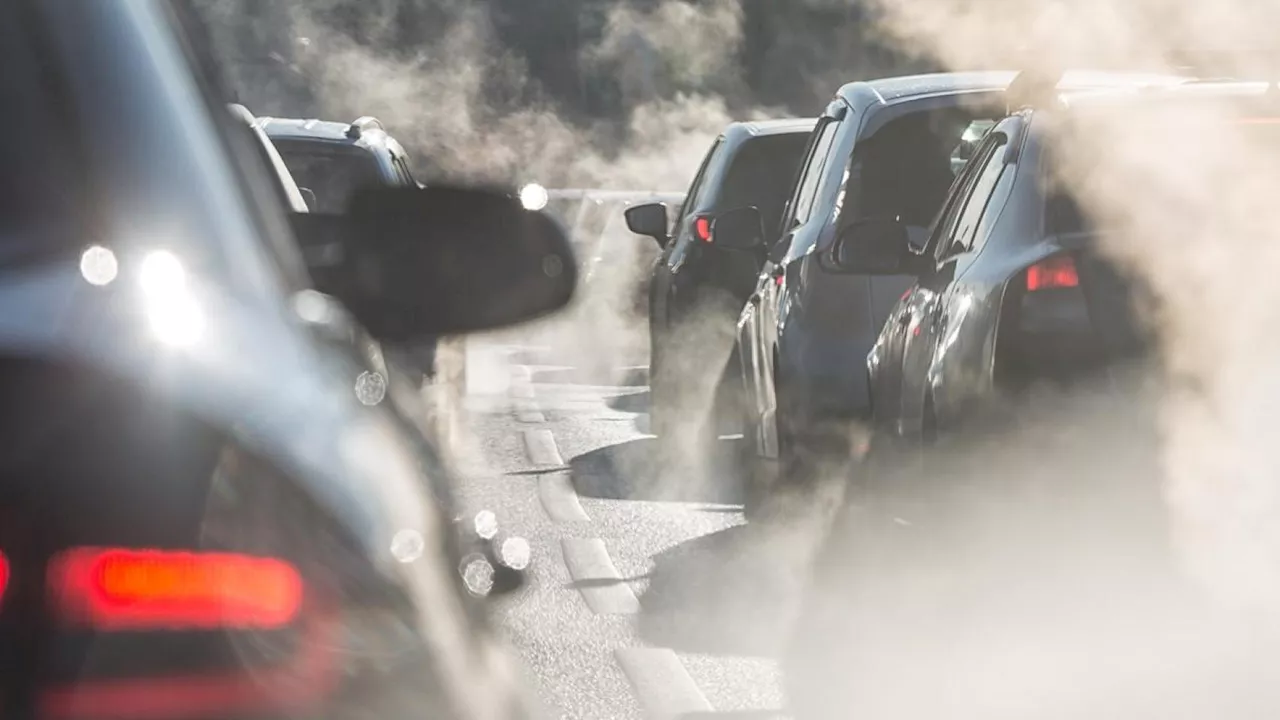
[273,142,383,213]
[717,132,811,240]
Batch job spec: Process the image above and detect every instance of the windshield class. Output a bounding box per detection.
[273,142,384,213]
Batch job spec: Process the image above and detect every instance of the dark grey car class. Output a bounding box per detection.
[733,71,1187,511]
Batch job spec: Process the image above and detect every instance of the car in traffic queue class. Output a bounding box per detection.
[728,70,1190,516]
[624,119,815,438]
[781,75,1280,720]
[0,1,575,717]
[258,114,442,386]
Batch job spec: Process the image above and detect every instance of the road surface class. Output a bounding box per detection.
[446,321,810,720]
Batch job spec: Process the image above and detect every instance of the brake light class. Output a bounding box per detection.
[694,216,712,243]
[0,552,8,603]
[50,548,303,631]
[1025,255,1079,292]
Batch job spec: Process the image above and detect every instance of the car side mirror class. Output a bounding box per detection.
[290,185,576,341]
[624,202,670,247]
[710,206,766,250]
[820,217,915,275]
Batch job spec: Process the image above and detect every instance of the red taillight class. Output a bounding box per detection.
[694,216,712,243]
[50,548,303,631]
[0,552,8,604]
[1025,255,1079,292]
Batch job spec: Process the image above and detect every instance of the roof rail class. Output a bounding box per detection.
[346,116,385,139]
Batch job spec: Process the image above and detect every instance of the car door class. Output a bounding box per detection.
[897,128,1014,439]
[869,135,988,438]
[747,111,842,454]
[655,137,723,333]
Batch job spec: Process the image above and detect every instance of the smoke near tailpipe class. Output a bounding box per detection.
[198,0,1280,717]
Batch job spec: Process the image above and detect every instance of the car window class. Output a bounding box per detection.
[943,132,1011,256]
[275,143,384,213]
[677,137,724,224]
[716,132,810,242]
[927,133,1002,261]
[788,118,840,228]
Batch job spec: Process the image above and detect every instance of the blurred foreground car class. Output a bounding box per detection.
[624,119,814,438]
[259,115,441,385]
[785,77,1280,720]
[0,1,574,718]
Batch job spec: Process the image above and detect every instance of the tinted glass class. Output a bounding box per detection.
[677,138,723,222]
[275,143,383,213]
[947,133,1009,253]
[717,133,811,241]
[790,120,839,225]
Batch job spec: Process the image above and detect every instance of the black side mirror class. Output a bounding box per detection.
[820,217,914,275]
[624,202,670,247]
[710,206,766,250]
[291,185,576,341]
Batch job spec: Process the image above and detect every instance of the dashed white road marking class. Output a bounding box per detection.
[539,472,590,522]
[615,647,714,719]
[561,538,640,615]
[521,428,564,467]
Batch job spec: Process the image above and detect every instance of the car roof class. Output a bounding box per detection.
[256,116,391,151]
[733,117,819,136]
[837,70,1191,108]
[1058,79,1275,110]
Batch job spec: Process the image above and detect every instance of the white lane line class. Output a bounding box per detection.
[521,429,564,467]
[514,399,546,424]
[561,538,639,615]
[615,647,713,719]
[539,472,590,523]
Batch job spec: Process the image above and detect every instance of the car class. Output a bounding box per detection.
[258,114,441,385]
[0,1,575,717]
[854,75,1278,453]
[783,75,1280,720]
[623,119,815,438]
[731,70,1189,516]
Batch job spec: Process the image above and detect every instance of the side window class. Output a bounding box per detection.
[935,133,1008,259]
[677,137,723,223]
[788,119,840,227]
[926,133,999,259]
[947,133,1010,255]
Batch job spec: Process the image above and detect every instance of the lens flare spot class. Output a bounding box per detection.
[390,529,424,564]
[354,371,387,406]
[474,510,499,540]
[79,246,118,286]
[461,555,495,597]
[500,537,532,571]
[520,183,549,211]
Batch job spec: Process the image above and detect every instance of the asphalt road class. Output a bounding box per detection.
[446,321,808,720]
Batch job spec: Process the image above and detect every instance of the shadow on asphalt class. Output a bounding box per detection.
[634,520,818,659]
[569,436,745,503]
[604,389,649,413]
